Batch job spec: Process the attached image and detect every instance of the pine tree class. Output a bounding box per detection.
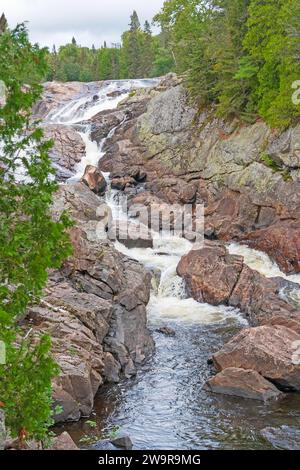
[0,23,72,442]
[144,20,152,35]
[0,13,7,34]
[130,10,141,31]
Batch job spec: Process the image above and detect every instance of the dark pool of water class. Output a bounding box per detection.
[57,317,300,450]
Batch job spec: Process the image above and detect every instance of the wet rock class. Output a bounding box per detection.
[213,325,300,391]
[177,242,244,305]
[23,183,154,423]
[261,426,300,450]
[51,432,79,450]
[93,440,119,450]
[110,434,133,450]
[42,124,85,180]
[245,221,300,275]
[90,109,125,143]
[156,326,176,337]
[82,165,107,195]
[103,352,121,383]
[108,219,153,249]
[204,367,283,402]
[111,176,137,190]
[177,242,299,325]
[34,81,87,119]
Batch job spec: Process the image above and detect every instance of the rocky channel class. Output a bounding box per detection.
[21,75,300,449]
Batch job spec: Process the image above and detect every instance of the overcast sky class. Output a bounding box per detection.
[2,0,165,48]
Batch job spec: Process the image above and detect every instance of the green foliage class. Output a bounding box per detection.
[0,24,72,441]
[155,0,300,127]
[260,153,291,181]
[2,335,60,441]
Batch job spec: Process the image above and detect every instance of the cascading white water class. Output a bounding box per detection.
[228,242,300,285]
[48,78,300,326]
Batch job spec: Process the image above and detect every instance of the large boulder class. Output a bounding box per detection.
[82,165,107,195]
[177,242,300,325]
[177,242,243,304]
[204,367,283,401]
[51,432,78,450]
[212,325,300,391]
[90,108,125,143]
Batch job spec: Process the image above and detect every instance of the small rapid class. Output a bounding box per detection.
[50,79,300,450]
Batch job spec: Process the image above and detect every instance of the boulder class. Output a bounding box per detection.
[111,176,137,190]
[82,165,107,195]
[110,434,133,450]
[177,242,299,325]
[204,367,283,401]
[245,221,300,275]
[108,219,153,249]
[51,432,79,450]
[90,109,125,143]
[261,426,300,450]
[213,325,300,391]
[156,326,176,337]
[177,242,243,304]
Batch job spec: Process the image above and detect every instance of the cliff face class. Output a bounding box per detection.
[99,76,300,274]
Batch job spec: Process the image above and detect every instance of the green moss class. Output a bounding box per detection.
[260,153,291,181]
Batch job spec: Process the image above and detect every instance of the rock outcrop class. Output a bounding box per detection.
[42,124,86,181]
[204,367,283,401]
[176,242,299,326]
[212,325,300,391]
[23,183,154,423]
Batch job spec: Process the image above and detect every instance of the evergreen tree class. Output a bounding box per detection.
[0,23,72,442]
[130,10,141,31]
[241,0,300,126]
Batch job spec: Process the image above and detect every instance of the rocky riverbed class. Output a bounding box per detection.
[18,74,300,449]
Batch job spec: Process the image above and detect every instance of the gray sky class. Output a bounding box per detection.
[2,0,165,48]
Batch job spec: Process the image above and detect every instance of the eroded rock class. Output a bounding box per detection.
[177,242,299,325]
[204,367,283,401]
[212,325,300,391]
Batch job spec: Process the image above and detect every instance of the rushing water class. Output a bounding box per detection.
[51,80,300,450]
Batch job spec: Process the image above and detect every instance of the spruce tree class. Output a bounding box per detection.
[0,23,72,443]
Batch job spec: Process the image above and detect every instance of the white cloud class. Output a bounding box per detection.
[1,0,165,48]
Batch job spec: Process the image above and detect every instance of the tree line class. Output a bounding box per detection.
[46,11,175,81]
